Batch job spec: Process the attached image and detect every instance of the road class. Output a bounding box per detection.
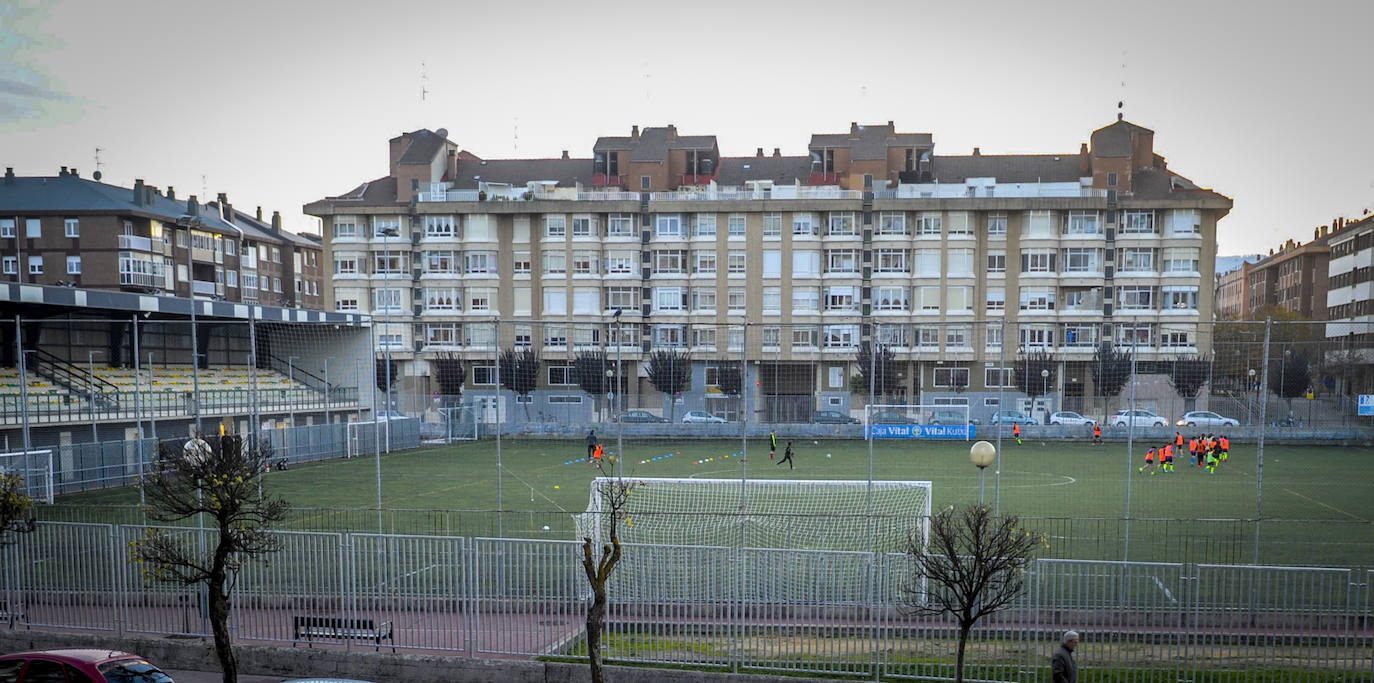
[166,671,297,683]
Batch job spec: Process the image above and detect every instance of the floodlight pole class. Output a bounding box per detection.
[1122,326,1139,562]
[16,317,33,499]
[190,301,202,435]
[615,313,623,477]
[1254,317,1272,565]
[88,350,99,444]
[994,319,1007,515]
[132,317,145,508]
[324,357,332,428]
[288,355,299,429]
[147,353,158,441]
[494,316,503,539]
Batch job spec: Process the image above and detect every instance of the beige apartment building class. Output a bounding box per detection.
[305,118,1231,422]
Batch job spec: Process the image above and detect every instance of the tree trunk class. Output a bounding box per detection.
[586,586,606,683]
[954,622,971,683]
[209,539,237,683]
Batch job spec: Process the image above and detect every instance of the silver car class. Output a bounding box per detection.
[1110,409,1168,428]
[1177,410,1239,427]
[682,410,727,424]
[1049,411,1096,426]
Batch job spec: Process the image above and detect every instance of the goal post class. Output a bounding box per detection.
[439,405,478,442]
[0,450,54,504]
[864,403,974,440]
[574,477,932,555]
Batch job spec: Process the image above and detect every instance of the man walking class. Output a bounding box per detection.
[586,430,598,462]
[1051,630,1079,683]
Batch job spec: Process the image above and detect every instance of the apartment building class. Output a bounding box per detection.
[1327,214,1373,339]
[1215,264,1250,319]
[306,118,1231,420]
[0,167,324,309]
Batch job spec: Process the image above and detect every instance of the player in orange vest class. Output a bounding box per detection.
[1092,423,1102,445]
[1219,435,1230,461]
[1013,422,1022,445]
[1138,446,1156,475]
[1188,436,1199,467]
[1162,443,1174,472]
[592,443,604,465]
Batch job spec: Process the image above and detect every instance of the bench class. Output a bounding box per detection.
[291,615,394,651]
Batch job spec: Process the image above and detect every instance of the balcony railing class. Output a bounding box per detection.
[808,172,842,185]
[679,173,717,186]
[119,271,162,288]
[118,234,154,251]
[592,173,626,188]
[192,280,217,295]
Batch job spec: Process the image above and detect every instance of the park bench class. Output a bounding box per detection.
[291,615,394,651]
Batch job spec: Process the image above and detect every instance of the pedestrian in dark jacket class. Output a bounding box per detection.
[1051,630,1078,683]
[586,430,598,461]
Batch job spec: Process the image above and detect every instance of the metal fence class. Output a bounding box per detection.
[3,521,1370,680]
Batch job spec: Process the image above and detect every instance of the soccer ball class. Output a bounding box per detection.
[826,453,832,458]
[541,525,550,531]
[813,440,819,445]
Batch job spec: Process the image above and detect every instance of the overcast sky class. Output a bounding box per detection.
[2,0,1370,254]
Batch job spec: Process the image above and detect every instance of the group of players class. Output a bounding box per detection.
[1138,432,1230,475]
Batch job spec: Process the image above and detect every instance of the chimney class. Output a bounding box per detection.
[70,168,77,177]
[133,179,145,206]
[561,150,569,160]
[887,120,894,128]
[145,186,155,204]
[756,148,764,157]
[166,186,175,200]
[60,166,67,175]
[631,125,639,139]
[773,148,781,157]
[972,147,981,157]
[1079,142,1091,176]
[850,122,859,134]
[4,167,13,185]
[271,211,282,233]
[187,195,200,217]
[256,206,263,221]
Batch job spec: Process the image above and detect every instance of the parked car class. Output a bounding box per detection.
[869,410,919,424]
[1050,411,1096,426]
[989,410,1037,426]
[682,410,727,424]
[373,410,409,421]
[1176,410,1239,428]
[1110,409,1169,428]
[810,410,860,424]
[613,410,669,423]
[929,410,981,426]
[0,650,174,683]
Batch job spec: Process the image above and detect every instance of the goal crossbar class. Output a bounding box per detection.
[0,449,54,504]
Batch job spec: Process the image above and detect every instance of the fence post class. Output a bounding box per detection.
[1254,317,1272,566]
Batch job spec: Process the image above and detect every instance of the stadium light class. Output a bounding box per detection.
[970,440,997,504]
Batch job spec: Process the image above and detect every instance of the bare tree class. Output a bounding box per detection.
[0,471,36,548]
[431,352,466,397]
[856,342,901,402]
[1013,351,1057,399]
[1168,355,1212,413]
[903,505,1044,683]
[1092,342,1133,420]
[580,462,635,683]
[133,435,289,683]
[645,349,690,422]
[499,347,541,420]
[573,350,610,420]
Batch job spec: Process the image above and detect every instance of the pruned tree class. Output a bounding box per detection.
[374,358,398,395]
[645,349,690,422]
[1013,351,1057,399]
[1168,355,1212,413]
[581,462,635,683]
[902,505,1044,683]
[574,350,610,420]
[133,435,288,683]
[856,342,901,402]
[431,352,466,397]
[1092,342,1133,419]
[499,347,541,420]
[0,471,36,549]
[1270,348,1312,411]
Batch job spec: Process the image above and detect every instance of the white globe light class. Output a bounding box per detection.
[969,440,997,468]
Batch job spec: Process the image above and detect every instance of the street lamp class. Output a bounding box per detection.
[1247,368,1256,426]
[1040,368,1050,422]
[970,440,997,504]
[378,225,400,453]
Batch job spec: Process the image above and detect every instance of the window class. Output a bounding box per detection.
[792,213,817,236]
[727,214,747,237]
[827,212,855,236]
[372,288,402,313]
[607,214,635,237]
[655,286,686,311]
[1063,248,1100,273]
[467,323,497,347]
[1065,211,1101,236]
[544,324,569,348]
[425,251,458,274]
[916,326,941,347]
[916,286,941,311]
[913,248,940,275]
[513,251,531,274]
[1019,326,1055,349]
[1063,324,1098,346]
[1019,287,1056,310]
[472,366,497,385]
[1062,288,1100,311]
[826,249,858,274]
[792,287,820,312]
[542,251,566,275]
[691,214,716,237]
[1119,248,1155,272]
[1160,328,1193,348]
[572,250,598,274]
[1119,286,1155,310]
[333,254,357,276]
[876,248,908,273]
[1021,249,1056,273]
[985,367,1014,388]
[377,333,404,349]
[28,255,43,274]
[878,212,906,236]
[513,287,531,314]
[371,216,400,238]
[692,287,717,311]
[1121,210,1155,234]
[607,286,638,310]
[425,215,457,238]
[653,324,686,347]
[572,216,595,237]
[544,215,567,238]
[66,255,81,274]
[726,250,745,274]
[64,218,79,237]
[947,249,974,277]
[792,250,821,277]
[573,326,600,348]
[985,324,1004,349]
[468,287,494,311]
[692,326,717,349]
[641,176,651,190]
[605,251,635,275]
[987,251,1006,274]
[763,212,782,237]
[2,256,16,274]
[934,367,970,387]
[916,213,941,236]
[986,287,1006,312]
[1163,247,1200,273]
[655,249,686,273]
[1117,324,1152,346]
[1164,286,1199,310]
[762,250,781,277]
[25,218,41,238]
[373,253,403,275]
[825,285,858,311]
[987,213,1007,237]
[874,286,908,311]
[762,286,781,312]
[655,214,683,238]
[1025,211,1053,238]
[543,287,568,314]
[947,212,971,236]
[692,250,716,274]
[426,288,458,310]
[762,326,781,347]
[823,324,859,348]
[548,365,576,385]
[271,247,281,263]
[426,324,460,347]
[0,218,13,237]
[224,240,235,256]
[791,326,818,349]
[946,285,973,312]
[727,287,746,312]
[1169,210,1201,235]
[875,323,908,347]
[335,297,357,311]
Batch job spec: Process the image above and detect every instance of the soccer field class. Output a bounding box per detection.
[54,436,1374,567]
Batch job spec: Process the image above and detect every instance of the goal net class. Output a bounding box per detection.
[439,405,478,442]
[0,450,54,504]
[865,403,974,440]
[574,477,931,555]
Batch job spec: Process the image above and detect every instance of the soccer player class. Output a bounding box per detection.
[1138,446,1156,475]
[1204,443,1219,474]
[1162,443,1174,473]
[777,441,795,470]
[1188,436,1198,468]
[1219,434,1230,462]
[1092,423,1102,446]
[769,429,778,460]
[1175,432,1184,453]
[592,443,604,466]
[1014,422,1022,446]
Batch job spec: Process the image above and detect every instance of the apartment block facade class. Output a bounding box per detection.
[0,167,323,309]
[1327,214,1374,341]
[306,119,1231,420]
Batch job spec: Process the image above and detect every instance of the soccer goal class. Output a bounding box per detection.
[345,420,382,458]
[574,477,932,555]
[865,403,974,440]
[439,405,478,442]
[0,450,54,504]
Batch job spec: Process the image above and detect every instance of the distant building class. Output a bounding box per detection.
[1215,221,1350,320]
[1215,263,1251,319]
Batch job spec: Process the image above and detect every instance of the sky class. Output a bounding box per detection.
[2,0,1371,255]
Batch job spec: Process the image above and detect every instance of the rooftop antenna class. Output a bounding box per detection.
[1118,50,1127,121]
[201,174,207,200]
[420,61,429,102]
[93,146,105,182]
[513,116,519,153]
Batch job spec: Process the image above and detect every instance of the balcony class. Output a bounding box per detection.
[192,280,217,296]
[679,173,717,186]
[118,234,155,251]
[119,271,162,288]
[808,172,842,185]
[592,173,626,188]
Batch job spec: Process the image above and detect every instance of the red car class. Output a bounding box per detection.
[0,650,174,683]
